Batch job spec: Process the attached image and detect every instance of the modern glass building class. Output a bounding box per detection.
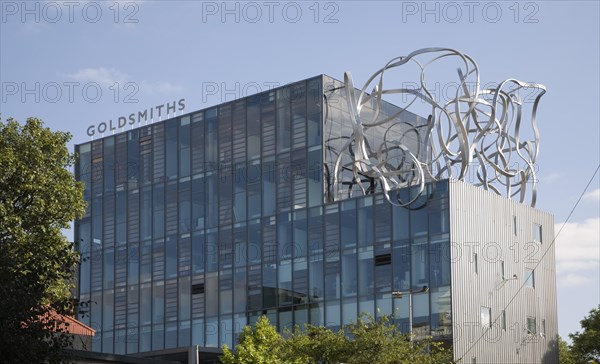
[75,75,558,363]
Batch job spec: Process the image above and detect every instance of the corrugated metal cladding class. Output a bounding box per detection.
[448,180,558,364]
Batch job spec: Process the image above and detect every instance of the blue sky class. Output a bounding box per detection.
[1,0,598,343]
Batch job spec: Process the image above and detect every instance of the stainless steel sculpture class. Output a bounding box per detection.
[328,47,546,207]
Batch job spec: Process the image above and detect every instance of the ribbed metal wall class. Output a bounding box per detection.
[449,180,558,363]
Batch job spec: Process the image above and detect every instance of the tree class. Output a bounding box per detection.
[221,314,454,364]
[570,305,600,363]
[342,314,452,364]
[220,316,297,364]
[0,118,86,363]
[558,335,579,364]
[284,323,350,363]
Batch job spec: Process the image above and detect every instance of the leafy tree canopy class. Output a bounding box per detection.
[221,316,292,364]
[0,117,86,363]
[570,305,600,363]
[221,314,453,364]
[558,335,579,364]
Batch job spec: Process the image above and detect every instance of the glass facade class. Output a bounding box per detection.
[75,75,452,355]
[321,76,431,202]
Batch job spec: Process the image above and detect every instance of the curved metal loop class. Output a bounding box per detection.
[328,48,545,207]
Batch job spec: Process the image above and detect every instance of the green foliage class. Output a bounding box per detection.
[221,316,292,364]
[0,117,86,364]
[343,314,451,364]
[558,335,579,364]
[221,314,454,364]
[284,324,350,363]
[570,305,600,363]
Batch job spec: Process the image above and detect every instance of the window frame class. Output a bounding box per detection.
[480,306,491,328]
[527,316,537,335]
[541,319,546,337]
[525,268,535,288]
[532,223,542,243]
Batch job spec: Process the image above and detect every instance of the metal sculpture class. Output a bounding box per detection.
[327,47,546,207]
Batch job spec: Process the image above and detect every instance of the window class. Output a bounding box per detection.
[527,317,536,335]
[500,260,505,280]
[411,239,428,288]
[501,310,506,330]
[480,306,491,328]
[191,283,205,294]
[375,253,391,266]
[541,319,546,337]
[533,223,542,243]
[473,253,478,274]
[513,215,517,235]
[525,268,535,288]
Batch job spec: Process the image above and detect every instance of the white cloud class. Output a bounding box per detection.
[555,217,600,285]
[67,67,183,95]
[67,67,129,87]
[139,81,184,95]
[539,172,561,183]
[19,21,48,34]
[558,273,593,286]
[583,188,600,201]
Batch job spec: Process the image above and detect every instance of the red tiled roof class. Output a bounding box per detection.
[45,309,96,337]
